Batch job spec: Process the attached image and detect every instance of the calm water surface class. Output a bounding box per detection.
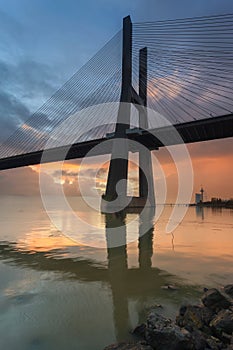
[0,196,232,350]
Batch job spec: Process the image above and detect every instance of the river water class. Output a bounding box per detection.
[0,195,232,350]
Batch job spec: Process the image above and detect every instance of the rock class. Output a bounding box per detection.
[201,289,231,312]
[205,335,224,350]
[210,309,233,335]
[176,305,214,332]
[189,329,209,350]
[200,306,216,327]
[132,323,146,338]
[149,304,163,309]
[221,332,233,344]
[104,342,153,350]
[189,330,224,350]
[145,312,193,350]
[179,305,187,317]
[105,287,233,350]
[161,285,178,291]
[224,285,233,299]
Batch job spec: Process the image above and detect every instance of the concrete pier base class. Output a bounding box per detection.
[101,196,153,214]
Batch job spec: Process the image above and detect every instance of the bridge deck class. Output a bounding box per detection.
[0,113,232,171]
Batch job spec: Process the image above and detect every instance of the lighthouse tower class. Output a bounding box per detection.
[200,186,204,203]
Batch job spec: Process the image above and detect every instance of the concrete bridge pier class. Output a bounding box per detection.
[101,16,155,213]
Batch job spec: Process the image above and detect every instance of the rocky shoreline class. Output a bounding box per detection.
[104,285,233,350]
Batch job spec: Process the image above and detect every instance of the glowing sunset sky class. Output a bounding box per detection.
[0,136,232,203]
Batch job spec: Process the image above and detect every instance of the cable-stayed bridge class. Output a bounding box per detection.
[0,14,233,206]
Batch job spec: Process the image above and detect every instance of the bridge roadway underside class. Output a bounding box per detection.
[0,114,232,171]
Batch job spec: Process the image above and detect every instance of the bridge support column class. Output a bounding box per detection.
[103,16,132,204]
[138,48,155,207]
[102,16,155,211]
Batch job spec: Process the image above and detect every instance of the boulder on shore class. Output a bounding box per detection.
[224,285,233,299]
[201,288,231,312]
[104,285,233,350]
[144,312,193,350]
[210,309,233,336]
[176,304,214,331]
[104,342,153,350]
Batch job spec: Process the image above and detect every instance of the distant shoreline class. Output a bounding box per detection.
[190,202,233,209]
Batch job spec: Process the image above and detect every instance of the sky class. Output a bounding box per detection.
[0,0,232,202]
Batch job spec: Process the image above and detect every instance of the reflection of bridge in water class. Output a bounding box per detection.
[0,209,200,341]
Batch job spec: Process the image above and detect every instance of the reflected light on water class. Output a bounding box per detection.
[0,195,232,350]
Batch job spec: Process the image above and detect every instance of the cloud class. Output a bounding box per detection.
[0,166,87,196]
[0,58,60,150]
[0,161,108,197]
[0,90,30,142]
[0,10,60,146]
[0,167,57,196]
[154,137,233,201]
[0,9,24,62]
[156,138,233,166]
[188,138,233,159]
[134,0,233,22]
[0,60,58,103]
[53,169,79,178]
[51,164,108,197]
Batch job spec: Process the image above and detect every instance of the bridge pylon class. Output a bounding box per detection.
[101,16,155,212]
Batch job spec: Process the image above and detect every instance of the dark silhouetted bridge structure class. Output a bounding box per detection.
[0,14,232,206]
